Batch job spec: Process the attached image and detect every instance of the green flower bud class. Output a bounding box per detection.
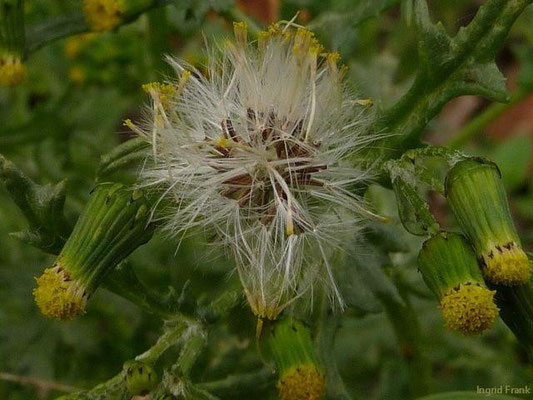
[418,232,499,335]
[33,183,154,320]
[0,0,27,86]
[261,317,325,400]
[124,360,158,396]
[446,158,531,286]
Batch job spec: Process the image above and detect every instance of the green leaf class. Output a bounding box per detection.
[376,0,532,154]
[490,135,532,191]
[415,391,522,400]
[309,0,401,29]
[391,176,439,236]
[340,249,405,313]
[383,152,446,236]
[0,154,72,254]
[25,12,88,54]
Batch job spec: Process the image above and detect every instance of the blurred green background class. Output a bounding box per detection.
[1,0,533,399]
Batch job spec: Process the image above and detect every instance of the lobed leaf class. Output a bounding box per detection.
[0,154,72,254]
[376,0,533,154]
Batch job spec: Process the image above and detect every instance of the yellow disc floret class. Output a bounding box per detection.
[83,0,123,31]
[440,283,498,335]
[142,82,177,104]
[33,265,88,320]
[277,364,326,400]
[482,242,531,286]
[0,55,27,86]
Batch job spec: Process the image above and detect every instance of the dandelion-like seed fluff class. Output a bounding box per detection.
[132,21,379,320]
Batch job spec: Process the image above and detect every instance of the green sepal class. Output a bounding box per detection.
[417,232,485,299]
[97,137,150,180]
[260,317,319,377]
[445,158,519,256]
[58,182,154,294]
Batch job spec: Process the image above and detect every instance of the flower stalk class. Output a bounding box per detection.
[492,280,533,359]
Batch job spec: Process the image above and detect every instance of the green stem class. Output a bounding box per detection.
[446,88,532,149]
[136,317,193,364]
[491,280,533,360]
[315,292,353,400]
[379,285,433,397]
[197,369,273,398]
[374,0,533,157]
[172,327,207,377]
[103,262,180,318]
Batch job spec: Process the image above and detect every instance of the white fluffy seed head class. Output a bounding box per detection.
[134,22,379,319]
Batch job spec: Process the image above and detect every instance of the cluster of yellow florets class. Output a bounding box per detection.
[277,364,326,400]
[83,0,123,31]
[142,82,177,104]
[33,265,88,320]
[440,283,499,335]
[64,33,98,58]
[482,242,531,286]
[0,55,27,86]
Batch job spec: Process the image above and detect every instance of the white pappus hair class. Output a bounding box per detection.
[130,22,380,319]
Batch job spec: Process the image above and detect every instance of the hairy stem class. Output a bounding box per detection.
[375,0,533,157]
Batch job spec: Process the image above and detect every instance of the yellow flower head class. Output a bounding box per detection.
[277,364,326,400]
[33,265,88,321]
[482,242,531,286]
[440,283,499,335]
[0,55,27,86]
[83,0,123,31]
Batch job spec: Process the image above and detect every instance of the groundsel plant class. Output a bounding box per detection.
[129,21,381,320]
